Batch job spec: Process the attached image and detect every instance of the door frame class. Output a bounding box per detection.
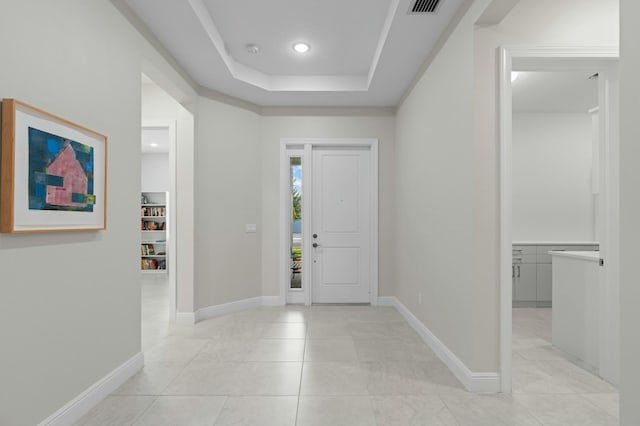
[498,46,619,392]
[279,138,379,306]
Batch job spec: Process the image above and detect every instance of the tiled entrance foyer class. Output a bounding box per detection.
[76,281,619,425]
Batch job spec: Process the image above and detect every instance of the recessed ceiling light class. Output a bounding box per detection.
[293,42,310,54]
[150,143,159,148]
[246,44,260,54]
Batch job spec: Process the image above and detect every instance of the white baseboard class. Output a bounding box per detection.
[377,296,396,306]
[175,312,196,325]
[262,296,285,306]
[196,296,263,322]
[39,352,144,426]
[386,296,501,393]
[286,291,305,304]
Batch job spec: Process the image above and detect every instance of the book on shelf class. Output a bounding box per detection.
[141,206,166,217]
[140,244,157,256]
[141,258,166,270]
[142,221,166,231]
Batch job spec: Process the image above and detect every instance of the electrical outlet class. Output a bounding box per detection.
[418,292,422,305]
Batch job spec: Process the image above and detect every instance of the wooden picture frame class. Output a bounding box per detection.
[1,99,107,233]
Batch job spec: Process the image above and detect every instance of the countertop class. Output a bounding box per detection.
[513,241,599,245]
[548,250,600,262]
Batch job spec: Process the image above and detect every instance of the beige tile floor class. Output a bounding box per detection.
[75,278,619,425]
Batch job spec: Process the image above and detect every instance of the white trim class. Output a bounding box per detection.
[282,147,307,305]
[498,46,514,395]
[287,291,306,305]
[303,143,312,306]
[186,0,397,93]
[196,297,263,322]
[261,106,396,117]
[178,296,285,324]
[506,46,618,61]
[175,312,196,325]
[279,142,290,305]
[377,296,396,306]
[498,46,620,394]
[385,297,500,393]
[39,353,144,426]
[167,122,177,322]
[279,138,379,306]
[597,66,621,386]
[369,141,379,306]
[262,296,285,306]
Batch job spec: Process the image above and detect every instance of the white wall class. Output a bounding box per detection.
[620,0,640,423]
[0,1,197,424]
[395,0,487,372]
[194,97,262,309]
[512,113,595,242]
[191,111,395,309]
[259,115,396,299]
[395,0,618,375]
[142,83,182,122]
[141,153,169,192]
[471,0,618,371]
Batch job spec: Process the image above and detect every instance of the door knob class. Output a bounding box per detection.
[313,242,319,248]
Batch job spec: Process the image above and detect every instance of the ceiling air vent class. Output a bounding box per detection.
[408,0,443,14]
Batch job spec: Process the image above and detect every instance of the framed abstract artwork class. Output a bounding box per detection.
[1,99,107,233]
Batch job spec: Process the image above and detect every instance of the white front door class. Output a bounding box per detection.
[311,147,372,303]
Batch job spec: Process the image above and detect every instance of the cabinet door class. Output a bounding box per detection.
[512,265,517,302]
[515,263,537,301]
[536,263,552,302]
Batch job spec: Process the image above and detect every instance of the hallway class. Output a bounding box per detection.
[75,290,619,425]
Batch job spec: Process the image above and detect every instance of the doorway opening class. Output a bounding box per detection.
[280,139,379,306]
[140,72,194,347]
[140,125,172,350]
[499,47,620,396]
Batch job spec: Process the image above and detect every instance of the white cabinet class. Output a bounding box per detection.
[536,263,552,303]
[513,245,537,304]
[141,192,168,273]
[514,263,537,302]
[513,243,599,307]
[551,251,601,374]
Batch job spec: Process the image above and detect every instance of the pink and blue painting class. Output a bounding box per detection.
[28,127,96,212]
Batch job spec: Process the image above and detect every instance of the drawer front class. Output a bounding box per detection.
[512,245,536,255]
[513,254,537,264]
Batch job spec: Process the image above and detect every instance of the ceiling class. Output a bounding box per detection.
[121,0,465,108]
[142,127,170,153]
[512,71,599,113]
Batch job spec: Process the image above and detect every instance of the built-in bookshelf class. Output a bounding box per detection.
[141,192,168,273]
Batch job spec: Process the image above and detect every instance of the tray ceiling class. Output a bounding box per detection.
[122,0,465,107]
